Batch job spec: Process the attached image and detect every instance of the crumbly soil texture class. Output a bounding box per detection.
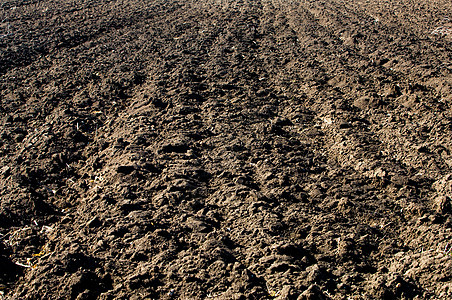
[1,0,451,299]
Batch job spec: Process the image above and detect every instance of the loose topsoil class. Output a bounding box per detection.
[1,0,451,299]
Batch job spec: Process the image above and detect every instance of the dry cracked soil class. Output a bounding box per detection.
[0,0,451,299]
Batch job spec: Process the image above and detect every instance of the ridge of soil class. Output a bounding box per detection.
[1,0,451,299]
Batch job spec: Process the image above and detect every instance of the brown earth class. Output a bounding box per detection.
[0,0,451,299]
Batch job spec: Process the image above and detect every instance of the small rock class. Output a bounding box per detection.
[186,217,211,233]
[168,179,195,192]
[0,166,10,176]
[374,167,387,178]
[399,94,418,108]
[97,239,105,248]
[275,243,306,257]
[337,282,350,292]
[268,261,291,273]
[274,285,294,300]
[382,84,400,98]
[418,215,429,223]
[354,95,381,109]
[391,175,409,186]
[433,196,451,213]
[306,264,324,284]
[298,284,327,300]
[87,216,102,228]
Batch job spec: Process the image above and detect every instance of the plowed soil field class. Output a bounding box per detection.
[1,0,451,299]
